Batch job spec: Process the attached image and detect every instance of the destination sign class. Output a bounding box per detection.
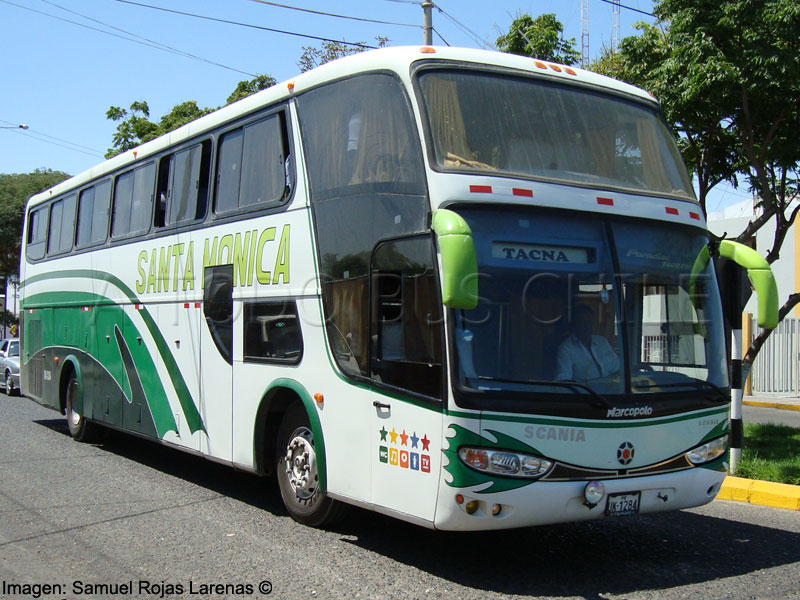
[492,242,591,264]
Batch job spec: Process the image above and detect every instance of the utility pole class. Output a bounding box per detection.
[422,1,433,45]
[611,0,620,53]
[580,0,590,68]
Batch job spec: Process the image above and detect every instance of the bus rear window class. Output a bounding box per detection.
[26,206,48,261]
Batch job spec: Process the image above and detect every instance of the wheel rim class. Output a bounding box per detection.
[283,427,318,500]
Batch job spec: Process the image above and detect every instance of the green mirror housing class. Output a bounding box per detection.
[431,209,478,309]
[718,240,779,329]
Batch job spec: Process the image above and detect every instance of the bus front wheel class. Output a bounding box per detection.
[275,403,346,527]
[65,373,102,443]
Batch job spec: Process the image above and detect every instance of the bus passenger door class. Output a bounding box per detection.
[369,237,444,523]
[199,265,234,461]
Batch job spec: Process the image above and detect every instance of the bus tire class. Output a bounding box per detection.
[276,403,347,527]
[65,372,102,443]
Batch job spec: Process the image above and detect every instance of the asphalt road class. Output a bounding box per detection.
[2,393,800,600]
[743,403,800,428]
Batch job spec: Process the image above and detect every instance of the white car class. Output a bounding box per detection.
[0,338,20,396]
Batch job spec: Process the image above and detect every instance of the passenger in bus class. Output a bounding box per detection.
[554,304,619,382]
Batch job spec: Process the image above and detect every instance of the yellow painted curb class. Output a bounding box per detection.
[718,476,800,510]
[742,400,800,412]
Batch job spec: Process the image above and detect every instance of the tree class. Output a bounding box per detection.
[226,74,277,104]
[591,0,800,366]
[496,13,580,65]
[591,23,743,214]
[105,74,276,157]
[0,169,70,277]
[297,37,389,73]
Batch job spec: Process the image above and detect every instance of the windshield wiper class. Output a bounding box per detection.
[477,376,610,409]
[633,380,729,402]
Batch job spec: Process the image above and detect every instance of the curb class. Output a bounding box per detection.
[718,476,800,511]
[742,399,800,412]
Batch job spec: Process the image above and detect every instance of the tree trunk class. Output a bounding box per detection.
[743,293,800,366]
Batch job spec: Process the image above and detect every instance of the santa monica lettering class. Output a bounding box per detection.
[135,224,290,294]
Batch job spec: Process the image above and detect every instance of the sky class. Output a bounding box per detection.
[0,0,751,212]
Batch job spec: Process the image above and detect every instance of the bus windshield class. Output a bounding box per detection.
[451,207,728,399]
[417,68,695,200]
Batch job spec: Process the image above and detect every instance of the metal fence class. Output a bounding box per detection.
[750,316,799,395]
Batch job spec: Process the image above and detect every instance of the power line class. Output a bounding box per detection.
[598,0,654,18]
[434,5,492,50]
[432,27,451,46]
[0,121,104,158]
[248,0,420,29]
[40,0,256,77]
[114,0,378,50]
[1,0,256,77]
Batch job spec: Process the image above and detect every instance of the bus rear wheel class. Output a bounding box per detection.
[65,373,102,443]
[275,403,346,527]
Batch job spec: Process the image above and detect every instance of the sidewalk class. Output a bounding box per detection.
[718,394,800,511]
[742,393,800,411]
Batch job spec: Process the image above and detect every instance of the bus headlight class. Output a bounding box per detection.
[458,447,552,479]
[685,436,728,464]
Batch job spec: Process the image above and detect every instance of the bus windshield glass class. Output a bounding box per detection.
[417,68,695,200]
[451,207,728,400]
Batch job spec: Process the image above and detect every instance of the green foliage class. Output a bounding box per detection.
[105,74,276,158]
[738,422,800,486]
[226,75,277,105]
[297,37,389,73]
[496,13,580,66]
[590,0,800,362]
[0,169,70,277]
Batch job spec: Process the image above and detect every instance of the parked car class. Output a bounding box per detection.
[0,338,20,396]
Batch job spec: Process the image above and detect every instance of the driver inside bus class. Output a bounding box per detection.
[555,303,620,382]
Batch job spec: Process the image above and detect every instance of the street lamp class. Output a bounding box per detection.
[0,124,29,130]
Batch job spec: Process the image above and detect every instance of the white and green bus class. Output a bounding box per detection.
[20,46,777,530]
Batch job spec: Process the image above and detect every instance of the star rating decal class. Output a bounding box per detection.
[377,424,433,474]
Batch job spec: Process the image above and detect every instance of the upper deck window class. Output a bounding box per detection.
[417,69,694,200]
[297,73,425,200]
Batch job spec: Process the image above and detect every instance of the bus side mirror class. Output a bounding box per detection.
[431,209,478,309]
[718,240,779,329]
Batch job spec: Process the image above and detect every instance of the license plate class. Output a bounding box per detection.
[605,492,641,517]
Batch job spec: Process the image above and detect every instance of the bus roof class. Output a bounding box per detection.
[28,46,656,207]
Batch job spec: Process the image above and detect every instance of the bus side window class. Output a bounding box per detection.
[112,162,155,238]
[76,179,111,248]
[47,193,76,256]
[370,236,443,399]
[243,300,303,363]
[26,205,48,261]
[156,141,211,228]
[214,111,289,214]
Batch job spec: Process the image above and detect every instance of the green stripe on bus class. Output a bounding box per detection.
[23,291,178,437]
[21,270,204,434]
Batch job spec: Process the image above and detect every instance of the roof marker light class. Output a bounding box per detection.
[564,67,577,76]
[690,212,701,220]
[666,207,679,215]
[420,46,436,54]
[534,61,547,69]
[287,82,295,92]
[548,64,562,72]
[597,197,614,206]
